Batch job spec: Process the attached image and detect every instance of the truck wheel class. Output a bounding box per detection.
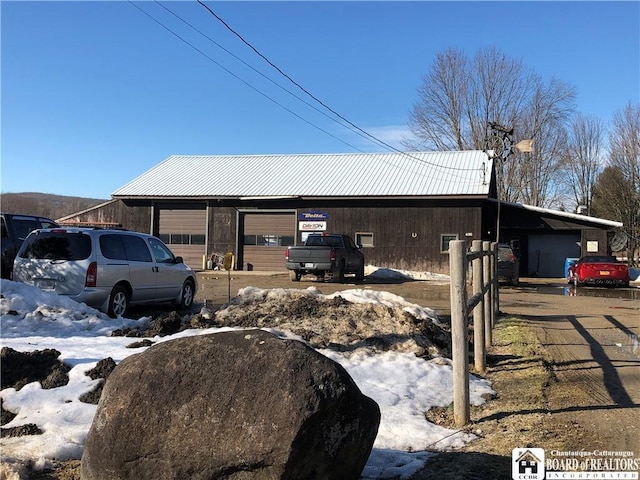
[355,262,365,282]
[289,270,301,282]
[332,262,345,283]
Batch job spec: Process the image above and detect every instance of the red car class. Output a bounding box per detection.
[567,255,630,287]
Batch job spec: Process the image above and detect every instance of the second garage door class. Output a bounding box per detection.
[241,212,295,271]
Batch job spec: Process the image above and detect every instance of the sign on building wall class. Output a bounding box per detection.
[299,211,328,220]
[299,221,326,231]
[299,212,328,232]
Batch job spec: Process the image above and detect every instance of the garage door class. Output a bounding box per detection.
[159,209,206,270]
[528,233,581,277]
[242,213,295,271]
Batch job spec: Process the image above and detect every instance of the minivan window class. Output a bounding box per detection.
[121,235,152,262]
[20,232,92,260]
[148,237,175,263]
[100,234,127,260]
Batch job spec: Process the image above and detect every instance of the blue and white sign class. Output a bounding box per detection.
[299,211,328,221]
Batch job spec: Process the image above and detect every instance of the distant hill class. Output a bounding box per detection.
[0,192,109,221]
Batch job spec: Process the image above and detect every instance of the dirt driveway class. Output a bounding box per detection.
[196,272,640,478]
[499,279,639,452]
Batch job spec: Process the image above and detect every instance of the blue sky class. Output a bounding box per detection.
[2,1,639,199]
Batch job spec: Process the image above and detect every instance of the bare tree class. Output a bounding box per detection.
[407,47,576,207]
[562,114,604,213]
[595,103,640,263]
[407,48,470,150]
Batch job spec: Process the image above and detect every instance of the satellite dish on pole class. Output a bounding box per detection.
[610,232,628,252]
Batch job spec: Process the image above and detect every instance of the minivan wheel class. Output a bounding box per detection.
[179,280,195,309]
[108,286,129,318]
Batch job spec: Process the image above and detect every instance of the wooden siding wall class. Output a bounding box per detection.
[296,205,483,274]
[58,200,151,233]
[582,229,608,255]
[208,206,237,261]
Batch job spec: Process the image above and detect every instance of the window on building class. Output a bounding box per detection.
[191,234,206,245]
[441,234,458,253]
[160,233,206,245]
[355,232,374,248]
[170,234,190,245]
[243,234,294,246]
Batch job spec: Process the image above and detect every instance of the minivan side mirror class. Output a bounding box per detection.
[174,256,184,264]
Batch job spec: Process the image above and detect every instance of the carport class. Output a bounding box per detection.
[498,201,623,278]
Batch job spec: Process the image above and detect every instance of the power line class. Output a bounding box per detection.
[128,1,484,182]
[152,1,391,152]
[194,1,479,173]
[127,1,364,153]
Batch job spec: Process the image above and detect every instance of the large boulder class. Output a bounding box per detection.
[81,329,380,480]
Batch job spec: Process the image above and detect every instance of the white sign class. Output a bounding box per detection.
[586,241,599,252]
[299,221,326,231]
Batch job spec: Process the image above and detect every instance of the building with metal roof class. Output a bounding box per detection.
[66,150,623,277]
[113,151,493,199]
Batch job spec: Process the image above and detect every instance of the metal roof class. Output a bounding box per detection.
[501,200,624,228]
[112,151,493,199]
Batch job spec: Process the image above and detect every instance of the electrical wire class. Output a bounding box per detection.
[152,1,391,152]
[127,1,364,153]
[128,1,485,182]
[194,0,478,173]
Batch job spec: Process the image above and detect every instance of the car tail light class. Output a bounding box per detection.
[330,248,336,262]
[85,261,97,287]
[285,248,290,261]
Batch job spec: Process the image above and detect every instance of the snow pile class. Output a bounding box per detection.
[1,279,492,479]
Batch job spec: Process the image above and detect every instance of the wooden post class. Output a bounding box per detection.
[449,240,470,426]
[471,240,485,373]
[491,242,498,327]
[483,241,492,348]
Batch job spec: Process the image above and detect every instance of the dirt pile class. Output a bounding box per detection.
[111,287,450,359]
[210,287,450,358]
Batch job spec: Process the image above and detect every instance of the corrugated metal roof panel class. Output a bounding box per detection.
[112,151,493,198]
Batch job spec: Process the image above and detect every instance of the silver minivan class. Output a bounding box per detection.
[13,228,197,317]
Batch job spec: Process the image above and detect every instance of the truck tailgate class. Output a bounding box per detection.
[286,247,333,265]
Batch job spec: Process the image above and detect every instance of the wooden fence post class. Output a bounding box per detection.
[449,240,470,427]
[471,240,485,374]
[491,242,499,325]
[483,241,492,348]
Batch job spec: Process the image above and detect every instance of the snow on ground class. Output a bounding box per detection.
[0,278,493,479]
[365,265,451,283]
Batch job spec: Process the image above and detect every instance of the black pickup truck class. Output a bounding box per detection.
[285,233,365,283]
[1,213,59,278]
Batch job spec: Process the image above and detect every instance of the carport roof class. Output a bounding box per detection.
[501,200,623,228]
[112,151,494,199]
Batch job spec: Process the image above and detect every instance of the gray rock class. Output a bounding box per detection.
[80,329,380,480]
